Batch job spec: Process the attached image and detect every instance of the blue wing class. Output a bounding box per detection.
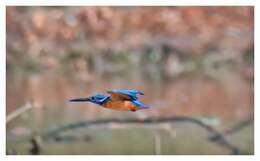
[131,99,150,109]
[107,89,144,100]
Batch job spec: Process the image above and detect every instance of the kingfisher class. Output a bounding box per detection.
[69,89,150,112]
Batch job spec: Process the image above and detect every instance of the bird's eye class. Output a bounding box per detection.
[91,97,95,101]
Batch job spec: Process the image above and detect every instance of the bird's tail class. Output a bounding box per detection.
[132,100,150,109]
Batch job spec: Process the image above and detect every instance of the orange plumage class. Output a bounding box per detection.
[103,100,140,111]
[70,89,149,112]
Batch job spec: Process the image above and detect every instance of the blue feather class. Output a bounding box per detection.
[92,94,110,105]
[108,89,144,100]
[131,99,150,109]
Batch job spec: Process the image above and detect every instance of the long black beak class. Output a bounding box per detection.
[69,97,90,102]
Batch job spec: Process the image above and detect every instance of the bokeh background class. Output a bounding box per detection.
[6,6,254,155]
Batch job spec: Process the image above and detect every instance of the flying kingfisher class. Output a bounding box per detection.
[69,89,150,112]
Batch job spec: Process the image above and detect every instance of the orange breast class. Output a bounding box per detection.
[103,100,137,111]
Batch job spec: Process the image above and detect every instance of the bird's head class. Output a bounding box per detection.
[86,94,110,105]
[70,94,109,105]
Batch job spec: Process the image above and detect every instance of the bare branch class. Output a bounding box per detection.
[6,102,33,124]
[209,114,253,145]
[44,116,242,154]
[154,131,161,155]
[224,114,253,136]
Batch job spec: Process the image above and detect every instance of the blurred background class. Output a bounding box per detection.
[6,6,254,155]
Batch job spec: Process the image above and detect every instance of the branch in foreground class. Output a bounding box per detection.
[209,114,253,142]
[6,102,33,124]
[224,114,253,136]
[44,116,241,154]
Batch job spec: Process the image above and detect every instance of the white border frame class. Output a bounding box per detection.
[1,0,258,160]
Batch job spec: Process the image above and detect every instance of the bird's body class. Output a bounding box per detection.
[69,89,149,112]
[103,100,146,112]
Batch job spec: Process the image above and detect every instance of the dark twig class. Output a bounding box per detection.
[209,114,253,148]
[29,134,43,155]
[224,114,253,136]
[44,116,241,154]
